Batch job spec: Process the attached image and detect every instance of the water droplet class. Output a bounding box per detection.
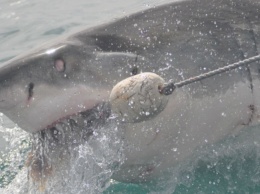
[221,112,227,117]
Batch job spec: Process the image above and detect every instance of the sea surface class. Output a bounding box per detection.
[1,0,260,193]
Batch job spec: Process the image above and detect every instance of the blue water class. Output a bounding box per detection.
[1,0,260,193]
[0,0,170,63]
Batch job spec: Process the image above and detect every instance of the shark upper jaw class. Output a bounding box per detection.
[0,83,109,133]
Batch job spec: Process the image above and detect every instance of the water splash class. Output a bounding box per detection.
[0,105,126,194]
[0,114,30,190]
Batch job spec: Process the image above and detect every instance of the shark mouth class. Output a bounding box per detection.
[37,102,112,145]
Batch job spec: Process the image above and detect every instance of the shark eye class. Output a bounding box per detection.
[54,59,65,72]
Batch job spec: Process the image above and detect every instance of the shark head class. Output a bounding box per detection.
[0,37,149,133]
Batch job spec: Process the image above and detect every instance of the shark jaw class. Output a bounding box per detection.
[1,83,110,133]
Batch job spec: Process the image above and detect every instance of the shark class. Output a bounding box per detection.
[1,0,260,191]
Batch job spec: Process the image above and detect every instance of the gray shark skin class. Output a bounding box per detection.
[1,0,260,187]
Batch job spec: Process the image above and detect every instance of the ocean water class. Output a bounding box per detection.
[1,0,260,193]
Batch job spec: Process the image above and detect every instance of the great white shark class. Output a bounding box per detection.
[1,0,260,191]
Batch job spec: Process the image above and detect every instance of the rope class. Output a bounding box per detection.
[160,54,260,95]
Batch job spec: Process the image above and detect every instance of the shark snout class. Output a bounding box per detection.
[0,83,28,110]
[0,80,109,133]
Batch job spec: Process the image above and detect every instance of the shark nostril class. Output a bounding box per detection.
[28,82,34,101]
